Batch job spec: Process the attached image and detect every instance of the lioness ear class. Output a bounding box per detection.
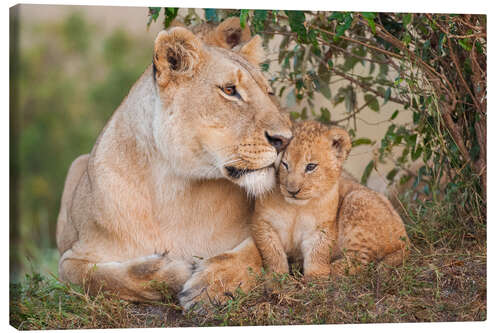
[329,127,352,161]
[153,27,205,87]
[214,17,251,49]
[238,35,265,66]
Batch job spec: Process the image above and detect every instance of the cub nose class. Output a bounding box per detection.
[287,188,301,196]
[265,132,291,153]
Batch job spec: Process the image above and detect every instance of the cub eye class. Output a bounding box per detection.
[221,85,240,98]
[281,161,289,170]
[268,91,275,96]
[305,163,317,172]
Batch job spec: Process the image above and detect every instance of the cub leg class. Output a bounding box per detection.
[178,237,262,310]
[58,249,193,302]
[330,249,373,276]
[301,225,334,279]
[380,247,408,268]
[331,246,408,276]
[251,218,289,274]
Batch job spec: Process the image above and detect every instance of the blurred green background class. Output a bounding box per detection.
[10,6,157,281]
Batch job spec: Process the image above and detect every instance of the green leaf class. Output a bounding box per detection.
[383,87,391,104]
[364,94,380,111]
[438,33,447,55]
[399,174,411,185]
[411,146,423,161]
[412,166,427,189]
[403,13,412,27]
[239,9,249,28]
[413,111,421,124]
[458,38,472,51]
[252,10,268,33]
[405,134,417,147]
[335,13,353,40]
[394,76,403,86]
[328,12,345,21]
[390,110,399,120]
[475,39,484,54]
[387,123,396,135]
[285,10,308,42]
[318,83,331,99]
[279,86,286,98]
[403,32,411,45]
[313,71,331,99]
[361,12,376,34]
[361,160,375,185]
[254,10,268,21]
[300,107,308,120]
[204,9,219,22]
[148,7,161,27]
[163,8,179,28]
[423,184,430,196]
[361,12,375,19]
[352,138,373,147]
[423,146,432,162]
[290,111,301,120]
[386,168,399,182]
[317,107,331,123]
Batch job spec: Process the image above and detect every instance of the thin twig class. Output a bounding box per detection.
[308,23,404,60]
[316,37,390,65]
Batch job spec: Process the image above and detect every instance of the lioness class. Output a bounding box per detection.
[56,24,292,309]
[253,121,409,278]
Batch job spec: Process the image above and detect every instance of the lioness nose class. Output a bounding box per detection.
[265,132,291,153]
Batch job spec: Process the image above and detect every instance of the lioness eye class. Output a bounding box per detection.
[305,163,317,172]
[281,161,289,170]
[221,85,240,98]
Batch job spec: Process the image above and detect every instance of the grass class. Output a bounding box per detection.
[10,193,486,329]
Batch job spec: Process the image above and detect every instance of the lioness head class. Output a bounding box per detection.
[278,121,351,205]
[152,27,292,196]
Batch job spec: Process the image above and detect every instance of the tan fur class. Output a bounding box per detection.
[192,17,252,50]
[252,121,351,278]
[252,121,409,279]
[56,24,291,308]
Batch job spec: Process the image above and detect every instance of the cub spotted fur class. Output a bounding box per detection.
[252,121,409,278]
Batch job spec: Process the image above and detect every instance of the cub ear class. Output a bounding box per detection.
[329,127,352,161]
[214,17,251,49]
[153,27,205,87]
[238,35,265,66]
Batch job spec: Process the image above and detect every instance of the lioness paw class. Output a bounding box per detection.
[178,254,256,311]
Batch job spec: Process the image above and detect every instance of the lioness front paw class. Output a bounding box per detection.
[178,253,257,311]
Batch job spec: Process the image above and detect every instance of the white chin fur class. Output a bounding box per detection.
[284,197,310,206]
[235,168,276,197]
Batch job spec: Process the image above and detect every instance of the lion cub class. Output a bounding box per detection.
[252,121,350,278]
[252,121,409,279]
